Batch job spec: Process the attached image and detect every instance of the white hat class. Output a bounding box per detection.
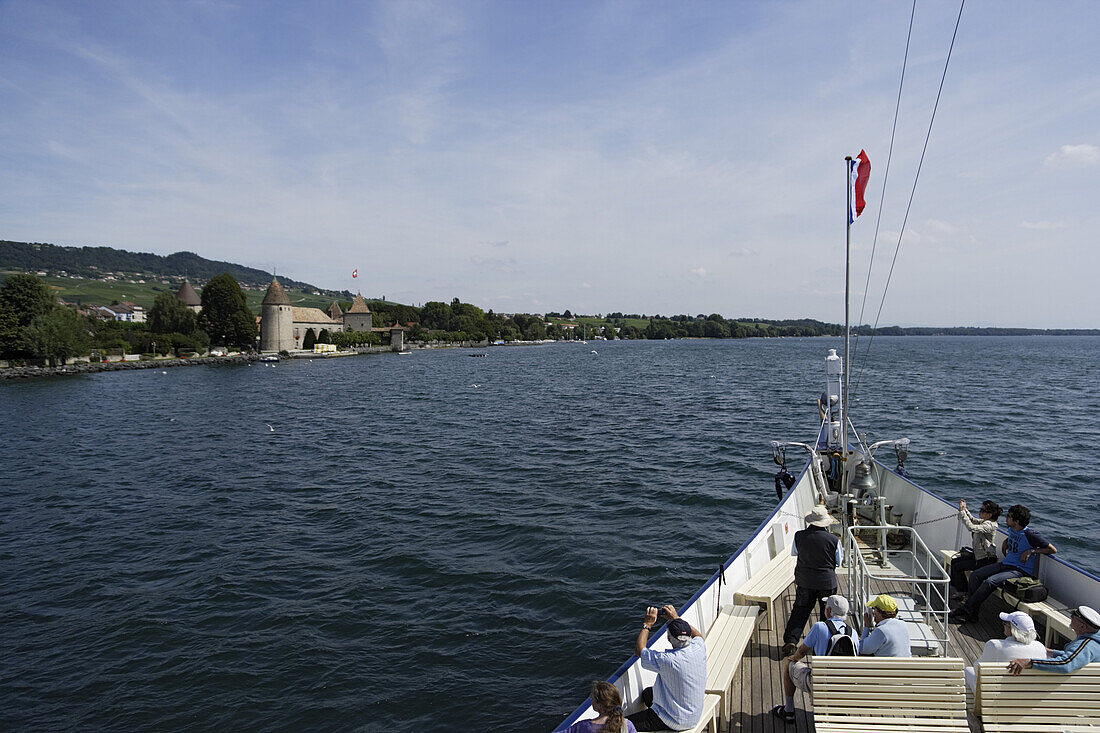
[998,611,1035,634]
[805,505,836,527]
[825,594,849,616]
[1076,605,1100,629]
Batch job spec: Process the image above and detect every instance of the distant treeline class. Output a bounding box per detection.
[852,325,1100,336]
[0,240,318,291]
[3,241,1096,337]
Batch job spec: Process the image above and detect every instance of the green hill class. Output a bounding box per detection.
[0,240,348,311]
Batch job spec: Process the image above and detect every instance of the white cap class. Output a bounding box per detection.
[1076,605,1100,629]
[825,594,849,616]
[998,611,1035,634]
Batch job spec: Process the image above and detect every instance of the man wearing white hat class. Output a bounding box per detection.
[781,505,843,658]
[1008,605,1100,675]
[964,611,1046,690]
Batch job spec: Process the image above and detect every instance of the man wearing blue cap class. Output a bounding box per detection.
[628,604,707,731]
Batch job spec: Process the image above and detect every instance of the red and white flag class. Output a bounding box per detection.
[848,150,871,224]
[352,268,358,279]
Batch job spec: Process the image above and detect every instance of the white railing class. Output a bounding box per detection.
[846,525,952,656]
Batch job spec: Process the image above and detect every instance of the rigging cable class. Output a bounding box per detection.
[851,0,916,377]
[852,0,966,401]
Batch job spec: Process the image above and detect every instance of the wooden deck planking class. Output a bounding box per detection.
[718,571,1015,733]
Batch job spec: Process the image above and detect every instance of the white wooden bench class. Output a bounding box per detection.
[654,692,722,733]
[812,656,969,732]
[703,604,759,726]
[975,661,1100,731]
[733,548,796,639]
[938,549,1073,645]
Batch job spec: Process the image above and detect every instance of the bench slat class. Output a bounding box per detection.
[732,549,798,638]
[976,661,1100,730]
[701,605,758,728]
[813,657,967,730]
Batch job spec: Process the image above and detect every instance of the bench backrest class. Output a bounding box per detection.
[976,661,1100,732]
[813,657,966,721]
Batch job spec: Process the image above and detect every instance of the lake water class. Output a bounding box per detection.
[3,337,1098,731]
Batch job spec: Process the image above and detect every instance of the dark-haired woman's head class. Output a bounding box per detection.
[980,500,1002,521]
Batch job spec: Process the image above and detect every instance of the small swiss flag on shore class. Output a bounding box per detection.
[352,269,358,279]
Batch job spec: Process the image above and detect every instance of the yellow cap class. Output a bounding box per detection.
[867,594,898,614]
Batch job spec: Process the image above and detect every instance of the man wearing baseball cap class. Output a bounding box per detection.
[770,594,857,725]
[858,594,911,657]
[1008,605,1100,675]
[628,604,707,731]
[964,611,1046,690]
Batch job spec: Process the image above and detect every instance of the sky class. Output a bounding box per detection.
[1,1,1098,328]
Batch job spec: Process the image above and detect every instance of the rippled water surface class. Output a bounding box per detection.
[3,337,1099,731]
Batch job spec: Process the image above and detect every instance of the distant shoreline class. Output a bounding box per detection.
[0,354,259,380]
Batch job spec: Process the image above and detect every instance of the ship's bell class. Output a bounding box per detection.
[849,459,877,499]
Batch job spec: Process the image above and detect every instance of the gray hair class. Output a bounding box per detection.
[669,634,691,649]
[1008,623,1038,645]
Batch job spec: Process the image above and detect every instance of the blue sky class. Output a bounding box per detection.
[2,1,1097,327]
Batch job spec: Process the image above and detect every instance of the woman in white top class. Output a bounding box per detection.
[950,499,1001,593]
[963,611,1047,690]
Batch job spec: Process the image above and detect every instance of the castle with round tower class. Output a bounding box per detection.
[260,278,295,352]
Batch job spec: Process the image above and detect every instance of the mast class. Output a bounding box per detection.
[843,155,852,461]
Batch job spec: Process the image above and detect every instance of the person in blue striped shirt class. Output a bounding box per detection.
[1007,605,1100,674]
[627,604,707,731]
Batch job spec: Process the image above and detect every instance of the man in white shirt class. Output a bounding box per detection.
[628,604,707,731]
[964,610,1046,690]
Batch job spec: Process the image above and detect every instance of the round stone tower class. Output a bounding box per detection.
[175,280,202,314]
[260,278,294,352]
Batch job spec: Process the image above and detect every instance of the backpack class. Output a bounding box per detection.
[1003,576,1049,605]
[824,618,857,656]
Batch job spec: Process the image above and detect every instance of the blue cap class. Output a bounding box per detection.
[667,618,691,639]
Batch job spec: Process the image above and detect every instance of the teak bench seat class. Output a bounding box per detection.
[812,656,969,732]
[974,661,1100,732]
[733,548,797,639]
[703,604,760,726]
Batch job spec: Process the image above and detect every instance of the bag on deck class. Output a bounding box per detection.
[1003,576,1048,604]
[824,618,858,656]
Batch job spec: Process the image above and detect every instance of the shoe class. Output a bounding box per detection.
[781,642,798,658]
[948,607,970,623]
[770,705,796,724]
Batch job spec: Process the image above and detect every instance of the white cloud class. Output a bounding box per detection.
[3,2,1100,327]
[924,219,959,236]
[1044,144,1100,168]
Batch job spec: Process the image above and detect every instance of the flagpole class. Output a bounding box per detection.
[843,155,852,463]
